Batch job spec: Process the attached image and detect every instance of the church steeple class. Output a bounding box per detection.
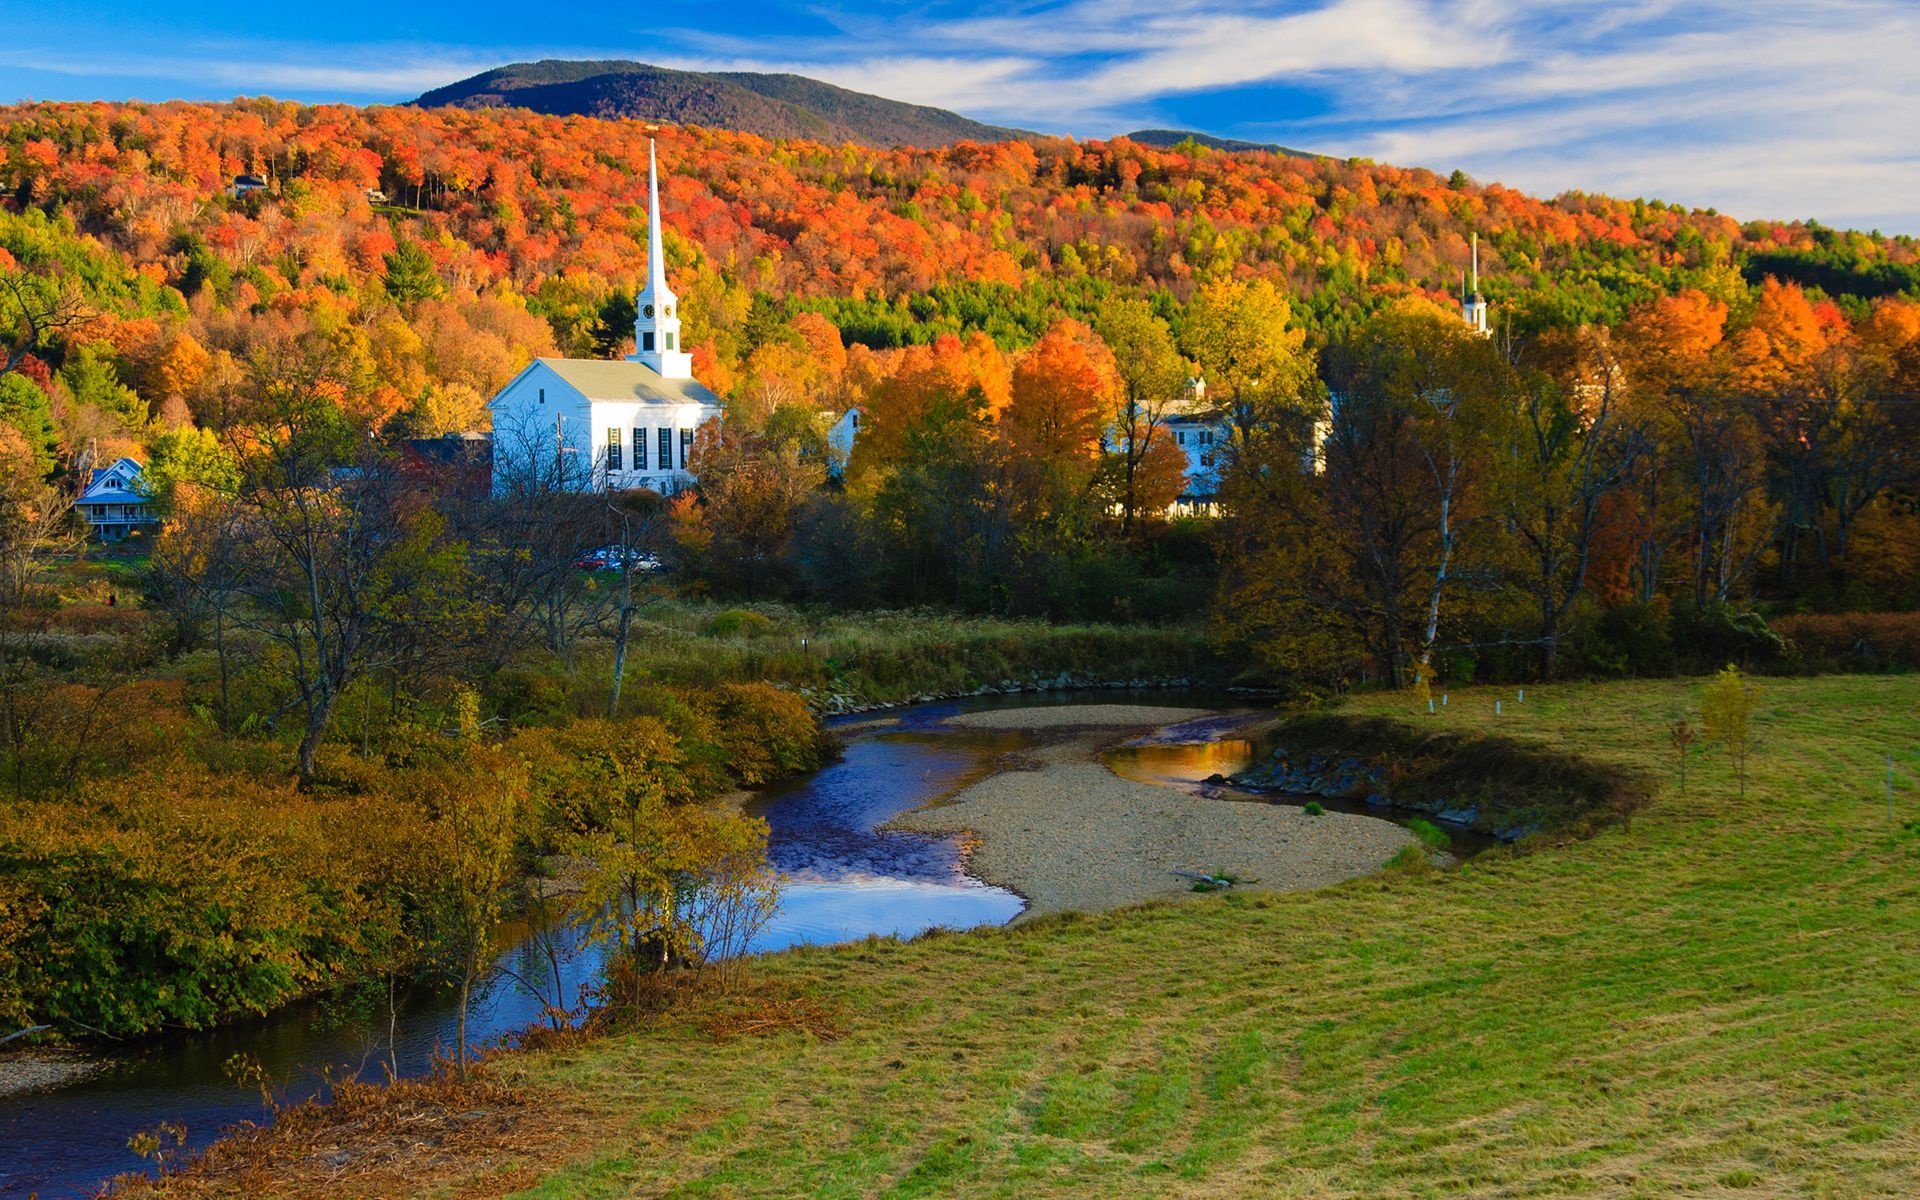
[1462,231,1490,337]
[629,140,693,379]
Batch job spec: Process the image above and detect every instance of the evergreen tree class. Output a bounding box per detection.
[382,238,443,306]
[60,343,145,427]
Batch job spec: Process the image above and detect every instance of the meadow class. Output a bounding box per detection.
[139,673,1920,1198]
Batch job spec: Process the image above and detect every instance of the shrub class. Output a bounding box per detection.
[1303,801,1326,816]
[0,768,434,1037]
[706,609,779,639]
[1770,611,1920,672]
[483,665,573,725]
[1572,603,1675,677]
[1669,603,1784,671]
[700,682,834,786]
[1268,712,1653,837]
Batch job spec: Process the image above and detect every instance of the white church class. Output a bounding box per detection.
[489,142,724,496]
[486,143,1492,510]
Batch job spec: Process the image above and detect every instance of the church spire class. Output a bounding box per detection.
[629,139,693,378]
[1462,231,1490,337]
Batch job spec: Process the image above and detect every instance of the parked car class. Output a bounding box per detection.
[572,546,664,572]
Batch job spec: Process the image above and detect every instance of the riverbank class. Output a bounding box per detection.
[887,705,1415,916]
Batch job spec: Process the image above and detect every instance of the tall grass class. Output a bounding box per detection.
[521,601,1220,713]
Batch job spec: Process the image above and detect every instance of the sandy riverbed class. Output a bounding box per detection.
[886,704,1416,918]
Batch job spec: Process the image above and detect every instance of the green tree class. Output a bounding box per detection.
[1095,296,1189,533]
[61,344,145,427]
[142,426,238,516]
[0,375,57,475]
[418,749,525,1080]
[382,238,444,307]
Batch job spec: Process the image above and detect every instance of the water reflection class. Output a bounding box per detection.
[1104,739,1259,790]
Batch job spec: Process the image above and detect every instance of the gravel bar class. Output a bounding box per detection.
[886,705,1417,918]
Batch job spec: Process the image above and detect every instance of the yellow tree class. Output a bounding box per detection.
[1094,296,1190,533]
[1181,277,1316,453]
[1700,665,1761,795]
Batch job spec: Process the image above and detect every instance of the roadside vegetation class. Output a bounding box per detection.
[118,674,1920,1197]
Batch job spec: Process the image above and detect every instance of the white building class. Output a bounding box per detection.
[826,406,860,478]
[76,457,157,540]
[488,141,724,496]
[1163,409,1229,514]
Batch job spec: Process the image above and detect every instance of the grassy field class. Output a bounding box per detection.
[570,600,1220,710]
[152,675,1920,1198]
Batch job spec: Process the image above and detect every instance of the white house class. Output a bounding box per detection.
[826,406,860,478]
[1163,409,1229,514]
[488,142,724,496]
[76,457,158,540]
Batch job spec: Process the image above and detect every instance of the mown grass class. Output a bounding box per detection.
[146,676,1920,1197]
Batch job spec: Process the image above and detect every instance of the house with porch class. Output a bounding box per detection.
[76,457,158,541]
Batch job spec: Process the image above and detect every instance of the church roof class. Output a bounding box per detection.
[536,358,721,406]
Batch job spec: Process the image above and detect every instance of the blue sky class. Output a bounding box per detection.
[5,0,1918,233]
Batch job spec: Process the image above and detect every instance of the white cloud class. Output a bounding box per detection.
[0,45,505,98]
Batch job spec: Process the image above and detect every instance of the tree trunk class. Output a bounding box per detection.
[295,684,338,787]
[608,565,634,718]
[214,605,232,732]
[455,970,471,1081]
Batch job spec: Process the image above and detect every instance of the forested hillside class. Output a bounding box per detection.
[2,98,1918,642]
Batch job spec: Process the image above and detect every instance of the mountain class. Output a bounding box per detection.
[1121,129,1316,158]
[414,60,1038,149]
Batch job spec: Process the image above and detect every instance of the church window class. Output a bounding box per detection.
[642,332,656,352]
[680,428,694,469]
[634,428,648,471]
[606,427,622,471]
[665,331,676,351]
[658,428,672,472]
